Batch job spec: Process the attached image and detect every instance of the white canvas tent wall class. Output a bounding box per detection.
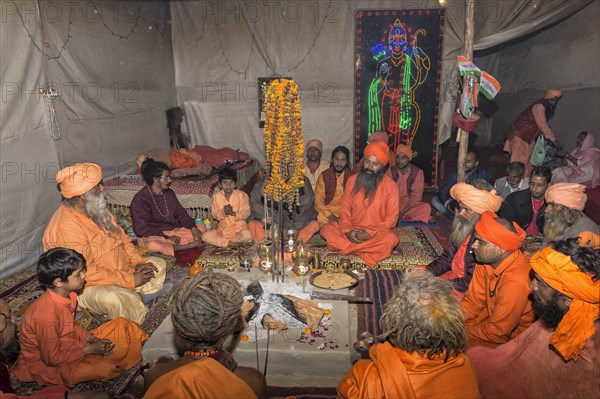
[1,0,597,277]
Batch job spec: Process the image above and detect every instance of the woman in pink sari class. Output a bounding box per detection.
[553,131,600,188]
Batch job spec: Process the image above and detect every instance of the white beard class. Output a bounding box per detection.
[84,191,117,233]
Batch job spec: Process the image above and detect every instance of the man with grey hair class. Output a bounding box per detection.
[494,161,528,199]
[337,271,480,399]
[43,163,169,325]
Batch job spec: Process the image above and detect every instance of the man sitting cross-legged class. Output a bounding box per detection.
[462,212,535,348]
[247,175,320,244]
[386,144,431,223]
[425,180,502,294]
[131,158,203,256]
[542,182,599,247]
[467,235,600,398]
[314,146,353,226]
[202,167,252,247]
[10,248,147,387]
[143,270,266,399]
[44,163,168,324]
[337,271,480,399]
[321,141,399,267]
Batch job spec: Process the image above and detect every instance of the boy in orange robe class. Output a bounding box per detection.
[11,248,148,387]
[203,168,252,247]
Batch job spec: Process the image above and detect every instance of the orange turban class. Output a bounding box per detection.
[55,163,103,199]
[544,88,562,99]
[530,246,600,361]
[545,183,587,211]
[306,139,323,152]
[450,182,502,214]
[363,141,390,166]
[395,144,412,161]
[368,131,389,144]
[475,211,526,251]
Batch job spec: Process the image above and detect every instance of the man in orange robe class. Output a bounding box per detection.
[352,131,396,173]
[462,212,535,348]
[11,248,147,387]
[314,146,353,225]
[203,168,252,247]
[386,144,431,223]
[467,234,600,399]
[338,272,480,399]
[321,141,399,267]
[143,270,265,399]
[43,163,167,324]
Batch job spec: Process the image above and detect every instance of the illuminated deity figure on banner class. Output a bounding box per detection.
[368,19,430,151]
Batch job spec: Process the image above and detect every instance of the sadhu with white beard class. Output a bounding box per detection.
[43,163,168,324]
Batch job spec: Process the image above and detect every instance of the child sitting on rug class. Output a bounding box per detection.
[11,248,148,387]
[202,168,252,247]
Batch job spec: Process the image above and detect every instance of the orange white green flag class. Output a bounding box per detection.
[479,71,501,100]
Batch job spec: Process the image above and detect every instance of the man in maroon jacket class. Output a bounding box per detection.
[504,88,564,175]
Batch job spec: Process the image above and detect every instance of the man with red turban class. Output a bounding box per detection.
[542,182,599,247]
[462,211,535,348]
[321,141,399,266]
[426,181,502,293]
[467,235,600,398]
[43,163,169,324]
[504,88,565,175]
[386,144,431,223]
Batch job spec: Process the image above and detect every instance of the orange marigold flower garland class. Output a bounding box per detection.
[263,79,304,213]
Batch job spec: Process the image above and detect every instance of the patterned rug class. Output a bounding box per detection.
[193,226,443,271]
[355,270,405,338]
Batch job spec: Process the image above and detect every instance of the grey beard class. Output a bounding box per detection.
[543,213,569,242]
[450,214,480,247]
[85,192,118,233]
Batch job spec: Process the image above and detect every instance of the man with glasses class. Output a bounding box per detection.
[542,182,599,247]
[462,212,534,348]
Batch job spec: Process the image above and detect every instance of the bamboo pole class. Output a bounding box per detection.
[457,0,475,182]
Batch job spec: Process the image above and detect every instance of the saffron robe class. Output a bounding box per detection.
[143,358,257,399]
[203,190,252,247]
[321,174,399,266]
[462,251,535,348]
[43,205,166,323]
[11,290,147,387]
[467,321,600,399]
[314,171,346,225]
[387,164,431,223]
[337,342,480,399]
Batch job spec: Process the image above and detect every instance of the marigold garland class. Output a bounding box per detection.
[263,79,304,212]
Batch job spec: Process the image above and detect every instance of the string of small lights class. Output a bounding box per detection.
[90,0,141,40]
[12,0,74,60]
[213,14,259,79]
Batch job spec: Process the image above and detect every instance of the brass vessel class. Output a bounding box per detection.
[291,242,315,277]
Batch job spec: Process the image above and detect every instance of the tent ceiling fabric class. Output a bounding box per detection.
[1,0,596,275]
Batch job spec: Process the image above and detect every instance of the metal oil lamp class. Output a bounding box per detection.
[257,238,274,274]
[291,242,314,277]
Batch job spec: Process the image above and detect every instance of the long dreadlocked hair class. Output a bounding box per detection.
[378,271,467,361]
[172,269,244,353]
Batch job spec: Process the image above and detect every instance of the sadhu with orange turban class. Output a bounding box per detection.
[363,141,390,166]
[475,211,526,251]
[56,163,103,198]
[545,183,587,211]
[530,233,600,361]
[450,182,503,215]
